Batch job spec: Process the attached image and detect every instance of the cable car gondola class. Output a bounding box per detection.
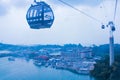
[26,0,54,29]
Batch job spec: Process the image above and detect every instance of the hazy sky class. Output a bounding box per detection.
[0,0,120,46]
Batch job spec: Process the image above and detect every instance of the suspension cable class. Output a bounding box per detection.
[58,0,102,24]
[114,0,118,21]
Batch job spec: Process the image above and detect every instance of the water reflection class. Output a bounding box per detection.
[0,57,94,80]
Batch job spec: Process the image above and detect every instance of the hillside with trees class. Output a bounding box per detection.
[90,55,120,80]
[92,44,120,56]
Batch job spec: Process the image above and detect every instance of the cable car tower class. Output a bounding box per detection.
[101,0,118,66]
[102,21,115,66]
[26,0,54,29]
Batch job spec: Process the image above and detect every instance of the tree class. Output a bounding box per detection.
[90,55,120,80]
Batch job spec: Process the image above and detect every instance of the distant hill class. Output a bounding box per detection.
[0,43,62,52]
[0,43,120,57]
[92,44,120,56]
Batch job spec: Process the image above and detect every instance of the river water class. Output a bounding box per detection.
[0,57,94,80]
